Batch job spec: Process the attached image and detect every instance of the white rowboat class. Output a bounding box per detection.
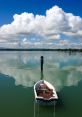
[34,80,58,105]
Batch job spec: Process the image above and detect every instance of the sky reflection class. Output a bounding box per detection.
[0,51,82,91]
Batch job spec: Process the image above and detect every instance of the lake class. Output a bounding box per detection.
[0,51,82,117]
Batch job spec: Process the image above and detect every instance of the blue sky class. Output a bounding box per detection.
[0,0,82,25]
[0,0,82,48]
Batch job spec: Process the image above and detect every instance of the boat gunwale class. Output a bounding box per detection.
[34,80,58,100]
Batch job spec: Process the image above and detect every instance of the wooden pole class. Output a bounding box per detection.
[41,56,44,80]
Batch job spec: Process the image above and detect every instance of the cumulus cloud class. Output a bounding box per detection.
[0,5,82,48]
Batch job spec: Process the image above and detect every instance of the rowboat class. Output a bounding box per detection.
[34,80,58,105]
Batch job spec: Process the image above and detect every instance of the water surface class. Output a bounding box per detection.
[0,51,82,117]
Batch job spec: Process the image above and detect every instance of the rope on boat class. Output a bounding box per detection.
[33,100,36,117]
[53,103,55,117]
[33,101,40,117]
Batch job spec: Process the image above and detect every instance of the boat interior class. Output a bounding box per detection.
[36,81,54,99]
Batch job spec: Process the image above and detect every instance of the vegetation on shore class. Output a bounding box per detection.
[0,48,82,52]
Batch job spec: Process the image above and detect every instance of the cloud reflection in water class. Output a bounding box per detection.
[0,51,82,91]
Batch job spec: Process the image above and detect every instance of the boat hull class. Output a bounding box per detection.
[35,98,57,106]
[34,80,58,106]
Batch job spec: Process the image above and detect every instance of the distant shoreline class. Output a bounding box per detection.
[0,48,82,52]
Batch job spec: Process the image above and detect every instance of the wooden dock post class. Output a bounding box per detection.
[41,56,44,80]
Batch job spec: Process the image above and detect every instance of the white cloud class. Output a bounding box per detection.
[0,5,82,48]
[59,40,69,46]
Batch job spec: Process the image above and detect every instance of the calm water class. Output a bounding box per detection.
[0,51,82,117]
